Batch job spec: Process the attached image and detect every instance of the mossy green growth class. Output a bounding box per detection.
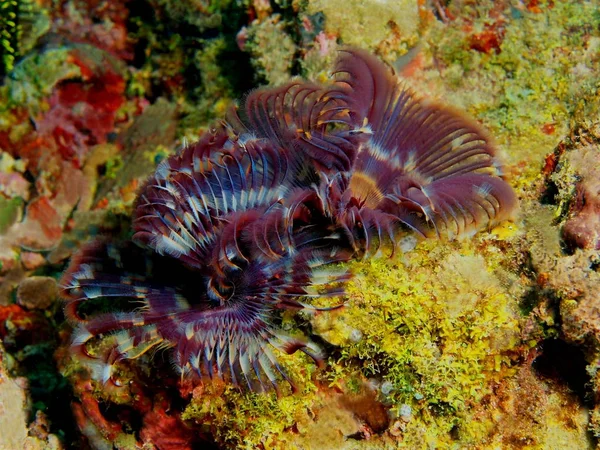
[182,352,322,449]
[153,0,231,32]
[423,0,600,178]
[315,236,523,445]
[129,0,249,136]
[0,196,23,234]
[3,47,80,113]
[179,37,237,132]
[306,0,420,62]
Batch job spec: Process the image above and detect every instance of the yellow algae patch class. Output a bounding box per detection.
[313,236,525,445]
[307,0,420,62]
[323,238,521,407]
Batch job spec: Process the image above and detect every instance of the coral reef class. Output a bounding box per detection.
[419,0,600,175]
[532,118,600,437]
[16,276,59,310]
[1,0,600,448]
[55,345,211,450]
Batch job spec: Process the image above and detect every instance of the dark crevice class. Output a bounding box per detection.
[126,0,255,104]
[532,338,593,407]
[3,317,79,448]
[539,181,559,205]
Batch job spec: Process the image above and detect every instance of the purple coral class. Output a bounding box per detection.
[61,48,516,391]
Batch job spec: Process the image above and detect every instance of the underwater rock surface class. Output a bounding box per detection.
[1,0,599,449]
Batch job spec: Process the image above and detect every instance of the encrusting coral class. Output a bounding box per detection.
[60,47,516,399]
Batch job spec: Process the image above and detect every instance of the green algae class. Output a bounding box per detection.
[179,37,237,133]
[243,14,297,86]
[182,355,322,449]
[318,237,524,444]
[152,0,230,32]
[0,196,23,234]
[2,48,80,113]
[422,1,600,177]
[129,0,251,137]
[307,0,420,61]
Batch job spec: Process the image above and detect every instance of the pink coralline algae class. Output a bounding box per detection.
[36,67,125,165]
[61,48,517,392]
[65,374,204,450]
[0,47,126,252]
[561,144,600,250]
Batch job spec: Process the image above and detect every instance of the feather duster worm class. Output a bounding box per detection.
[328,48,517,247]
[61,48,517,392]
[226,80,369,173]
[62,126,352,392]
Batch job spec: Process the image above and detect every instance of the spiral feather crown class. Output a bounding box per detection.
[61,48,517,392]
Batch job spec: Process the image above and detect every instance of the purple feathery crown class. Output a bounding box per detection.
[61,48,517,392]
